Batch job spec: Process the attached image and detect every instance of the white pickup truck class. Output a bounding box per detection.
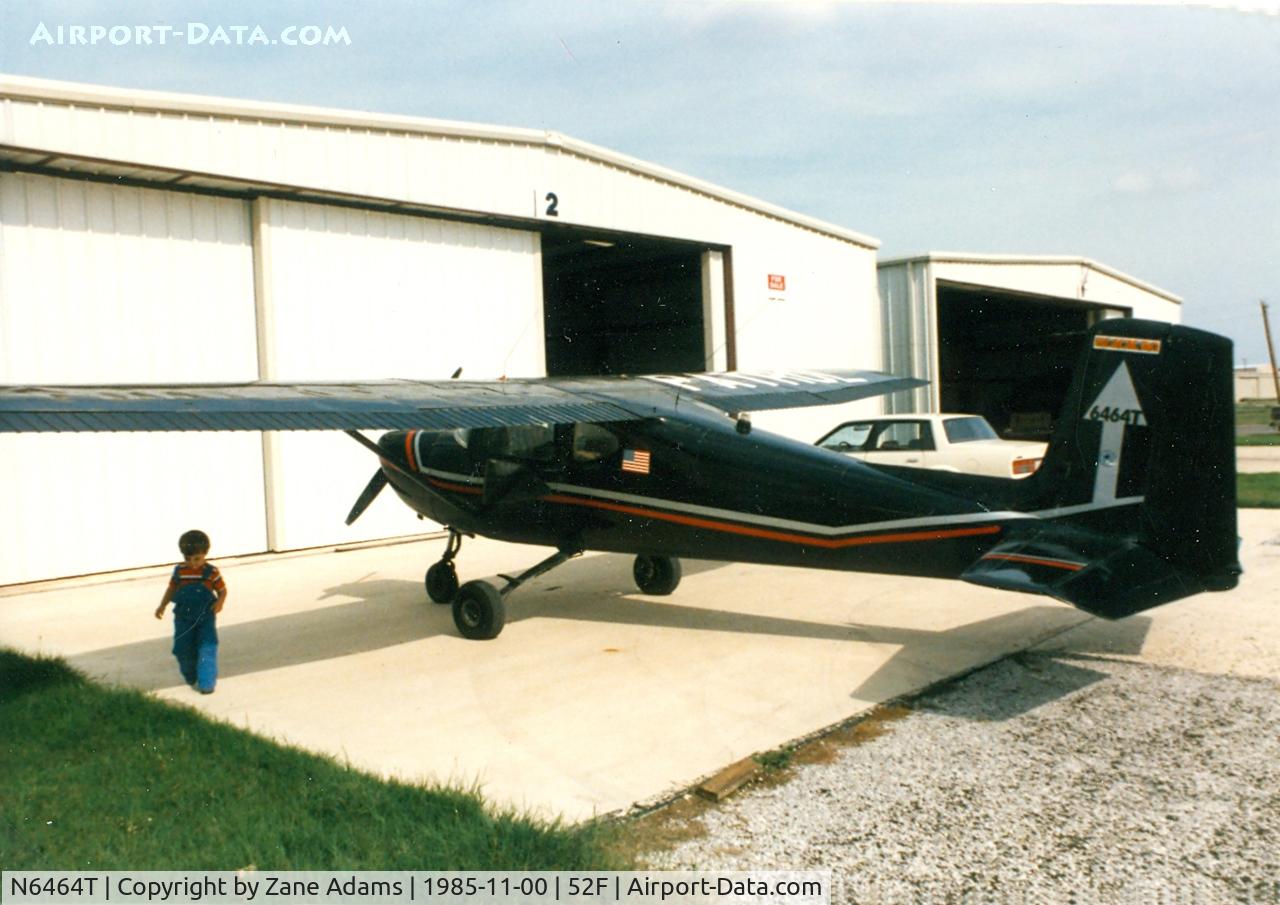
[816,413,1047,479]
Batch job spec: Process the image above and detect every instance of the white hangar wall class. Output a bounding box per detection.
[258,198,545,551]
[0,172,267,585]
[0,77,884,583]
[0,80,876,252]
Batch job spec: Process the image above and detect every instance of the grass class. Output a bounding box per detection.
[753,747,796,772]
[1235,402,1278,446]
[0,650,624,870]
[1238,473,1280,509]
[1236,401,1277,428]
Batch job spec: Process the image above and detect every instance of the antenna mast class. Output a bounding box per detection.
[1262,300,1280,402]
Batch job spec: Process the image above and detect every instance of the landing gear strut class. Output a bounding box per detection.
[425,530,463,604]
[437,541,582,641]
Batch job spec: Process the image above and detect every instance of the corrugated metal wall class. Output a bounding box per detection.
[0,172,266,584]
[877,262,935,414]
[0,85,888,582]
[257,198,544,551]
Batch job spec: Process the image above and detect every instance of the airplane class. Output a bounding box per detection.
[0,318,1241,640]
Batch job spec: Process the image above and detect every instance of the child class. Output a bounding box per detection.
[154,529,227,694]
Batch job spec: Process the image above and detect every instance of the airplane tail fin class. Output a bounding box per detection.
[962,318,1241,618]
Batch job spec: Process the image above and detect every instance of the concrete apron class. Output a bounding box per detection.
[2,511,1275,822]
[1237,444,1280,474]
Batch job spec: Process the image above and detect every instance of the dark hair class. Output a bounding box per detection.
[178,530,211,557]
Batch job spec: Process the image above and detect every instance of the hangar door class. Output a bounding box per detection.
[541,230,711,376]
[258,199,545,552]
[0,172,266,585]
[936,282,1127,440]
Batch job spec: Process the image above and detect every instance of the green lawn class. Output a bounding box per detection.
[1237,401,1276,428]
[1239,473,1280,509]
[1235,402,1278,446]
[0,650,623,870]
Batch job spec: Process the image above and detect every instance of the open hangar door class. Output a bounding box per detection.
[936,282,1128,440]
[541,228,716,376]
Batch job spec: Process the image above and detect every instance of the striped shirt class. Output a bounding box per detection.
[168,563,226,595]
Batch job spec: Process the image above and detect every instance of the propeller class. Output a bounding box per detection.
[345,469,389,526]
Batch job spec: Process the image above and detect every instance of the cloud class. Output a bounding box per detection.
[1111,166,1204,194]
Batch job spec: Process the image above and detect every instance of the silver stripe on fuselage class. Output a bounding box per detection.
[409,460,1144,537]
[410,463,1032,535]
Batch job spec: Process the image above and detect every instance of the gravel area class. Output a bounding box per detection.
[650,653,1280,903]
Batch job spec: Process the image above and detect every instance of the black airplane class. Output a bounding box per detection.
[0,318,1240,640]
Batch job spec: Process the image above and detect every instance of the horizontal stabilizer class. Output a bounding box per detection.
[960,527,1219,620]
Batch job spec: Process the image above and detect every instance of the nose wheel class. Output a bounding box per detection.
[424,530,463,604]
[425,561,459,603]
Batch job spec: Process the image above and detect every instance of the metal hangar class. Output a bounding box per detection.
[0,75,882,584]
[878,253,1182,439]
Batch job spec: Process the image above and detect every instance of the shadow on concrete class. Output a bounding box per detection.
[65,555,733,690]
[66,591,453,691]
[911,653,1111,722]
[1031,614,1155,658]
[63,549,1121,714]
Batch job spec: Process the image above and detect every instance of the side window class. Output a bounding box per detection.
[463,424,557,462]
[819,422,873,452]
[573,423,620,463]
[943,416,998,443]
[871,421,934,452]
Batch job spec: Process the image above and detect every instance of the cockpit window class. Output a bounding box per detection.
[573,423,620,462]
[461,424,556,461]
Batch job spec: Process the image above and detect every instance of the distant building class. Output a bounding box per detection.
[1235,365,1278,402]
[878,254,1181,437]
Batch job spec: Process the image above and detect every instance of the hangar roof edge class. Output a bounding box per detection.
[877,252,1182,305]
[0,73,881,251]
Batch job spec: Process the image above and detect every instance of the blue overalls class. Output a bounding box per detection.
[171,565,218,693]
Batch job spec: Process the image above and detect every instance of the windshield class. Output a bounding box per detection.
[818,422,873,451]
[943,416,999,444]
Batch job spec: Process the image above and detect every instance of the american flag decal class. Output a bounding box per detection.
[621,449,651,475]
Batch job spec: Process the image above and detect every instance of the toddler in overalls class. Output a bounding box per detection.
[154,530,227,694]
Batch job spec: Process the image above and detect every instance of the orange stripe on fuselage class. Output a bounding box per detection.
[542,492,1000,549]
[425,475,484,495]
[404,430,418,472]
[420,475,1001,548]
[981,552,1085,572]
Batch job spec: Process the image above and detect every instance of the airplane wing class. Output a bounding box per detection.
[0,369,924,433]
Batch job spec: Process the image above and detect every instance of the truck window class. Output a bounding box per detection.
[819,422,873,452]
[943,416,998,444]
[871,421,935,451]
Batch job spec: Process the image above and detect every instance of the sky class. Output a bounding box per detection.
[2,0,1278,366]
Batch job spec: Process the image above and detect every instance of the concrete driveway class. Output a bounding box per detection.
[1238,444,1280,474]
[3,510,1276,822]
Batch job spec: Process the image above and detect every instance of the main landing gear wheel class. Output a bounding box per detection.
[425,561,459,604]
[633,555,682,595]
[452,580,506,640]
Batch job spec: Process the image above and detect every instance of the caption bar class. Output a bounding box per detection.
[3,872,830,905]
